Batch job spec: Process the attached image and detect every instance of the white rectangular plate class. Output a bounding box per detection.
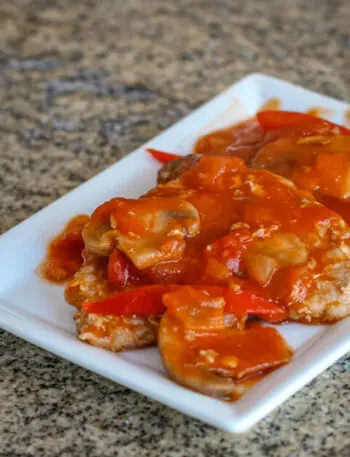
[1,73,350,433]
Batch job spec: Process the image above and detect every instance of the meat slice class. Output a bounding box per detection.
[69,155,350,358]
[67,252,161,352]
[65,251,110,308]
[157,154,199,184]
[75,310,160,352]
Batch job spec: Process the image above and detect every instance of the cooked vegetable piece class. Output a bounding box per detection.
[250,233,308,269]
[246,253,277,285]
[108,249,129,287]
[245,234,308,285]
[257,111,350,135]
[159,287,291,398]
[147,148,181,163]
[164,287,227,331]
[315,152,350,199]
[157,154,200,185]
[253,135,350,200]
[83,197,200,268]
[114,198,200,269]
[107,248,141,288]
[82,199,120,256]
[83,285,170,316]
[202,229,252,281]
[225,288,287,323]
[83,284,286,322]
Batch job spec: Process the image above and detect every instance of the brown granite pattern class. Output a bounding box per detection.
[0,0,349,455]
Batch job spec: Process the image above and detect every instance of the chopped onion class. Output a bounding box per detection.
[246,253,277,285]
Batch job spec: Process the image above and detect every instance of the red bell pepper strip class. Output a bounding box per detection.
[224,288,287,323]
[83,285,175,316]
[108,248,141,288]
[257,111,350,135]
[108,249,129,287]
[146,148,181,163]
[82,284,286,322]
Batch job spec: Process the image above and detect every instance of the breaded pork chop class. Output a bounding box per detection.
[68,156,350,352]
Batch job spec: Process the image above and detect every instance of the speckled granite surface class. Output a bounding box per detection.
[0,0,350,455]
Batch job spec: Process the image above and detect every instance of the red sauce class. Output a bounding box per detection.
[42,109,350,400]
[194,118,266,163]
[193,100,282,163]
[316,193,350,226]
[193,110,350,225]
[77,155,344,317]
[147,157,338,289]
[41,215,89,283]
[160,288,292,400]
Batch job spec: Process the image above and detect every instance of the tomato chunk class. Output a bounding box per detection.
[108,249,142,288]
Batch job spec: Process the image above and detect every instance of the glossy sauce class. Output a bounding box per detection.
[45,114,350,306]
[194,118,266,163]
[193,111,350,224]
[160,288,292,400]
[41,110,350,400]
[41,215,89,283]
[154,158,337,293]
[193,98,283,163]
[74,155,345,323]
[316,193,350,226]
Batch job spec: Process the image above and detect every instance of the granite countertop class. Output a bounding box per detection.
[1,0,350,455]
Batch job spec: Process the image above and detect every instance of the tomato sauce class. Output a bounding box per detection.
[316,193,350,226]
[41,109,350,400]
[193,111,350,225]
[194,118,267,163]
[149,158,338,290]
[41,215,89,283]
[160,287,292,400]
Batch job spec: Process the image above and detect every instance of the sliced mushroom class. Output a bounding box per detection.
[110,197,200,237]
[158,286,291,398]
[159,314,239,399]
[82,227,118,256]
[249,233,308,270]
[251,137,312,171]
[117,233,186,270]
[82,199,121,256]
[110,197,200,269]
[159,313,292,399]
[81,197,200,267]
